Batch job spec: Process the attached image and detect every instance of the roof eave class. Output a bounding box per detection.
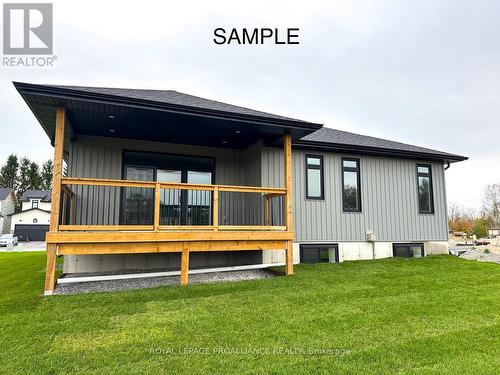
[9,207,51,216]
[13,81,323,132]
[293,140,468,163]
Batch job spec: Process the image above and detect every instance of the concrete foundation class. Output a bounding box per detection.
[63,240,449,274]
[63,251,262,274]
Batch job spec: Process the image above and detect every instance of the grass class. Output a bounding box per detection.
[0,253,499,374]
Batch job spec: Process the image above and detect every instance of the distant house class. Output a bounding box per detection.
[0,188,16,234]
[488,227,500,238]
[449,230,468,239]
[10,190,51,240]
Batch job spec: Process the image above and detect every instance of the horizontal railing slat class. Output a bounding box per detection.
[61,177,286,195]
[59,225,154,231]
[60,177,286,233]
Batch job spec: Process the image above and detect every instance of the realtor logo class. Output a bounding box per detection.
[3,3,53,55]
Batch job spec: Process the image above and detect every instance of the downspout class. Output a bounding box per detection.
[444,160,451,253]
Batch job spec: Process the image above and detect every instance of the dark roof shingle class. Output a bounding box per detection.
[0,188,13,201]
[14,82,466,162]
[44,84,304,123]
[21,190,51,202]
[299,127,467,162]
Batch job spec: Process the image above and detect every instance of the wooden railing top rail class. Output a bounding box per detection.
[61,177,286,195]
[58,225,287,232]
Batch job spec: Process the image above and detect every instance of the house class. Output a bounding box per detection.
[449,230,468,239]
[0,188,16,234]
[14,82,467,295]
[10,190,51,240]
[488,227,500,238]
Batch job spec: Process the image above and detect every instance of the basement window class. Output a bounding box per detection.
[305,155,324,200]
[417,164,434,214]
[300,244,339,263]
[393,243,424,258]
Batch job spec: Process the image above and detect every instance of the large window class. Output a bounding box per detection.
[305,155,324,200]
[342,158,361,212]
[417,164,434,214]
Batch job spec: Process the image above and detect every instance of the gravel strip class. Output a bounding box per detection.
[54,269,274,295]
[458,249,500,264]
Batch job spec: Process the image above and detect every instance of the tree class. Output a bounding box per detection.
[26,162,42,190]
[472,216,490,238]
[41,159,53,190]
[0,154,19,189]
[481,184,500,225]
[17,157,42,199]
[448,202,475,234]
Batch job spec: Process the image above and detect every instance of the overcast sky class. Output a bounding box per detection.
[1,0,499,209]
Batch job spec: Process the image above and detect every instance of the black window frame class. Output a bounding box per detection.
[305,154,324,200]
[392,243,425,258]
[341,157,362,212]
[31,200,39,209]
[416,163,434,214]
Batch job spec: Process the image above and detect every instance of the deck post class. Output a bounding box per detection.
[264,196,270,226]
[181,242,190,286]
[213,187,219,231]
[69,192,74,225]
[284,132,294,275]
[154,183,161,231]
[44,244,57,294]
[44,107,65,295]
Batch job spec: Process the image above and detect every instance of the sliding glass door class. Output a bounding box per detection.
[187,171,212,225]
[121,152,214,226]
[123,166,154,225]
[157,169,182,225]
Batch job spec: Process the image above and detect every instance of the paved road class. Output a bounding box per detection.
[0,241,46,252]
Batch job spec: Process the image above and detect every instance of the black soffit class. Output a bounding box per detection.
[13,82,323,149]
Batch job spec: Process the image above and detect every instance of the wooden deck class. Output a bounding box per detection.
[43,107,295,294]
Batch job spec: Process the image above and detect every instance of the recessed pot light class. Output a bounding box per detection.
[108,115,115,119]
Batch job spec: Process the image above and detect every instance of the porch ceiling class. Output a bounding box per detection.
[14,82,323,149]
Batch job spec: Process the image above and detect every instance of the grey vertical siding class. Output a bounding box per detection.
[65,137,448,241]
[66,136,263,226]
[239,141,264,225]
[261,147,449,242]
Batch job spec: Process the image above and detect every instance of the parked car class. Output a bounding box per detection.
[16,235,30,242]
[0,234,18,247]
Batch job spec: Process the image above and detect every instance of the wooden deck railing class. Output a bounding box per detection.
[59,177,287,232]
[43,106,294,294]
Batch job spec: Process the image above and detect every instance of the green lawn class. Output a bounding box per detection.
[0,253,498,374]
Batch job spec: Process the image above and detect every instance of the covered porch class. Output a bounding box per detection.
[14,82,322,294]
